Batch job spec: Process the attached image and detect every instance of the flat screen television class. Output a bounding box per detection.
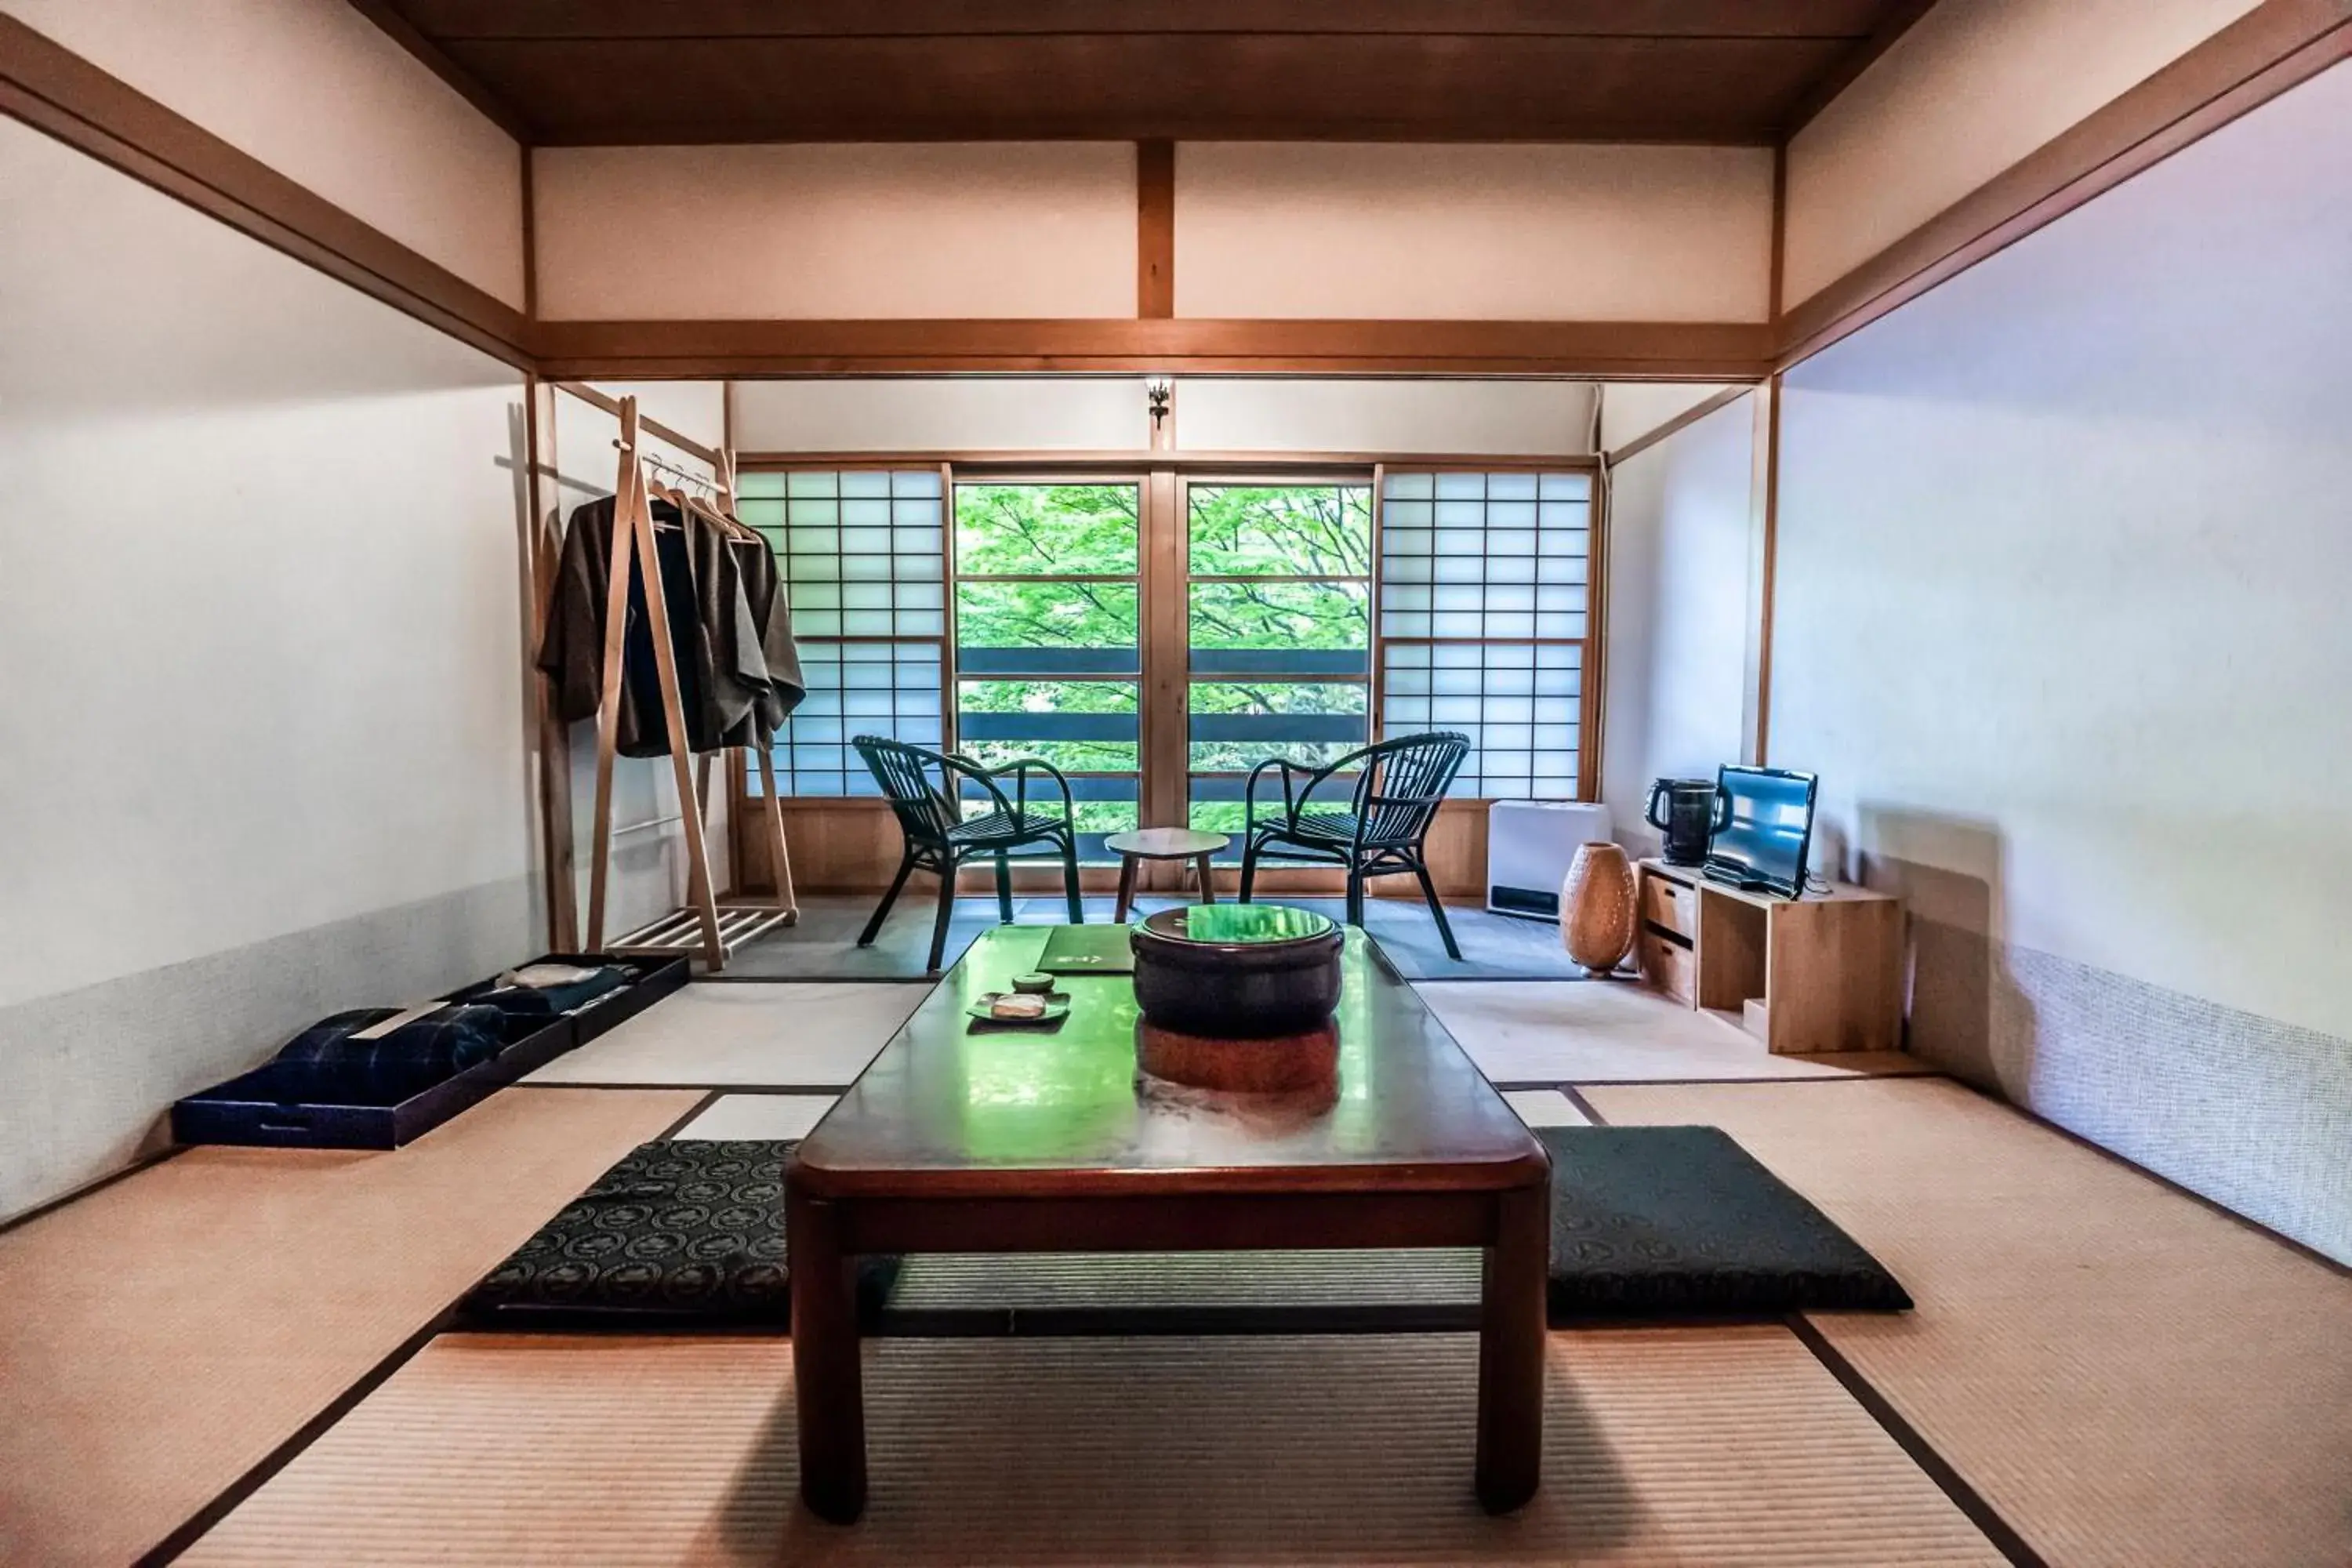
[1702,765,1819,899]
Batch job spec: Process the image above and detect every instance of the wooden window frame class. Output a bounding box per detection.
[735,452,1606,896]
[949,471,1152,860]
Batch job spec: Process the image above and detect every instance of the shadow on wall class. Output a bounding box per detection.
[1844,806,2040,1106]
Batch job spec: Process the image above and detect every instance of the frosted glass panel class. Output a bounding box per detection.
[749,470,949,797]
[1378,473,1588,801]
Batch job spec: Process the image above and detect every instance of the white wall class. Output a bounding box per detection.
[1599,383,1740,456]
[4,0,526,307]
[730,376,1596,456]
[546,383,732,933]
[1784,0,2261,305]
[1177,143,1774,321]
[0,118,535,1218]
[1176,379,1595,455]
[1772,60,2352,1259]
[731,378,1149,452]
[533,144,1138,320]
[1599,394,1755,851]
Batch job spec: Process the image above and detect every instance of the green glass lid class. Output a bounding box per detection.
[1139,904,1338,946]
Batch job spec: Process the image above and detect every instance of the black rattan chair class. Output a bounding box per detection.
[1238,731,1472,960]
[853,735,1085,972]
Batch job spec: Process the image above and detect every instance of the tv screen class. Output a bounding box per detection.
[1703,766,1818,899]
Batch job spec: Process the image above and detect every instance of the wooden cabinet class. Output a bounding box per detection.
[1632,858,1902,1054]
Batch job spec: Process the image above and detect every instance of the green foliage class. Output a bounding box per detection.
[957,679,1137,774]
[949,481,1375,794]
[956,484,1138,575]
[1189,485,1370,577]
[957,582,1138,652]
[1189,581,1367,652]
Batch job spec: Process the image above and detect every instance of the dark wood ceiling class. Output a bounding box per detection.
[358,1,1933,146]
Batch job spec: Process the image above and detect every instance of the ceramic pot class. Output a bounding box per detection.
[1561,842,1636,975]
[1131,904,1343,1038]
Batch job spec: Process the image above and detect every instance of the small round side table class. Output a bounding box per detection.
[1102,827,1231,924]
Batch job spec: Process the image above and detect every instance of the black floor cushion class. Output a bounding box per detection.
[1540,1125,1911,1320]
[460,1139,898,1330]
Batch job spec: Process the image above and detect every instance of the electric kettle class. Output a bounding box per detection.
[1645,777,1728,866]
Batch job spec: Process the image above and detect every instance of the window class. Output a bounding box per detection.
[742,461,1600,822]
[1377,470,1591,799]
[953,481,1144,859]
[1185,482,1374,848]
[738,469,946,796]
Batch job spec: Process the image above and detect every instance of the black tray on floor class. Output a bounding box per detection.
[452,953,689,1050]
[170,954,687,1150]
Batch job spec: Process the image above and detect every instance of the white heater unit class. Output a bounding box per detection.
[1486,800,1613,920]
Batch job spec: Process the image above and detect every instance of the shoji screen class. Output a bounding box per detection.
[1377,470,1593,799]
[737,468,947,796]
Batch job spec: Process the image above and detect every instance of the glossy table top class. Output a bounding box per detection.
[793,924,1546,1198]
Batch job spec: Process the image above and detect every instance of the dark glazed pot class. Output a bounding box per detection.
[1131,905,1344,1038]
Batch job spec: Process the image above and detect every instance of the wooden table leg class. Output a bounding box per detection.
[789,1183,866,1524]
[1475,1180,1547,1514]
[1112,853,1139,924]
[1196,853,1218,903]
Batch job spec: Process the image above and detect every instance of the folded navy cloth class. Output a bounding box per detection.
[271,1004,508,1094]
[470,967,628,1018]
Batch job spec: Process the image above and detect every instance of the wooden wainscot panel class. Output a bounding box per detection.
[735,795,1491,902]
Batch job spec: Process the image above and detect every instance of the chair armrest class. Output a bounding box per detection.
[974,755,1076,822]
[934,750,1016,821]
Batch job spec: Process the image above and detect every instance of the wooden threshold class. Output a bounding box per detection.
[1776,0,2352,371]
[0,14,531,371]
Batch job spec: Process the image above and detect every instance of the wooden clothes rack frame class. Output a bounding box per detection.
[578,389,797,969]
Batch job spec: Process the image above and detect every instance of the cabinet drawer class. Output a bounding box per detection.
[1638,929,1694,1004]
[1639,874,1696,939]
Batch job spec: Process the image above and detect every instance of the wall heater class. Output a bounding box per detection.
[1486,800,1613,920]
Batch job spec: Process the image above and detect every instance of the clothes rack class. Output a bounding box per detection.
[579,393,798,970]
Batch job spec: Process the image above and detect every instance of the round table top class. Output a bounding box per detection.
[1102,826,1230,859]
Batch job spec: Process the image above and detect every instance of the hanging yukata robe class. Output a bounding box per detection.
[539,494,806,757]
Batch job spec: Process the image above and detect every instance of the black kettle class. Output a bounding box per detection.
[1646,778,1728,866]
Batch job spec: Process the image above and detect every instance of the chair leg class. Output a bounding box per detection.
[1345,868,1366,928]
[1061,833,1084,924]
[994,851,1014,924]
[1238,838,1258,903]
[1414,862,1463,961]
[927,854,960,972]
[858,851,916,947]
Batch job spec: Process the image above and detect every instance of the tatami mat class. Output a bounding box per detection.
[1502,1087,1591,1126]
[887,1249,1482,1315]
[1588,1078,2352,1568]
[0,1088,699,1568]
[1418,978,1933,1083]
[180,1328,2003,1566]
[524,982,932,1087]
[670,1093,837,1141]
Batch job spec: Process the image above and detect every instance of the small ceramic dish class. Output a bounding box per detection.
[1009,972,1057,995]
[967,992,1072,1026]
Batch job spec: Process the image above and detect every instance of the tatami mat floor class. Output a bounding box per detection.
[180,1330,2006,1568]
[1588,1078,2352,1568]
[5,949,2345,1566]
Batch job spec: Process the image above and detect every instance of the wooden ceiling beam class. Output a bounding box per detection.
[383,2,1891,43]
[530,318,1775,381]
[1780,0,1941,136]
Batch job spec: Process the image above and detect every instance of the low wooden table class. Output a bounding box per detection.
[786,924,1550,1523]
[1102,826,1229,923]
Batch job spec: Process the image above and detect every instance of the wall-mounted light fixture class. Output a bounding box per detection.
[1145,376,1173,431]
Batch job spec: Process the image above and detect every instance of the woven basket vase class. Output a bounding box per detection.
[1561,841,1636,975]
